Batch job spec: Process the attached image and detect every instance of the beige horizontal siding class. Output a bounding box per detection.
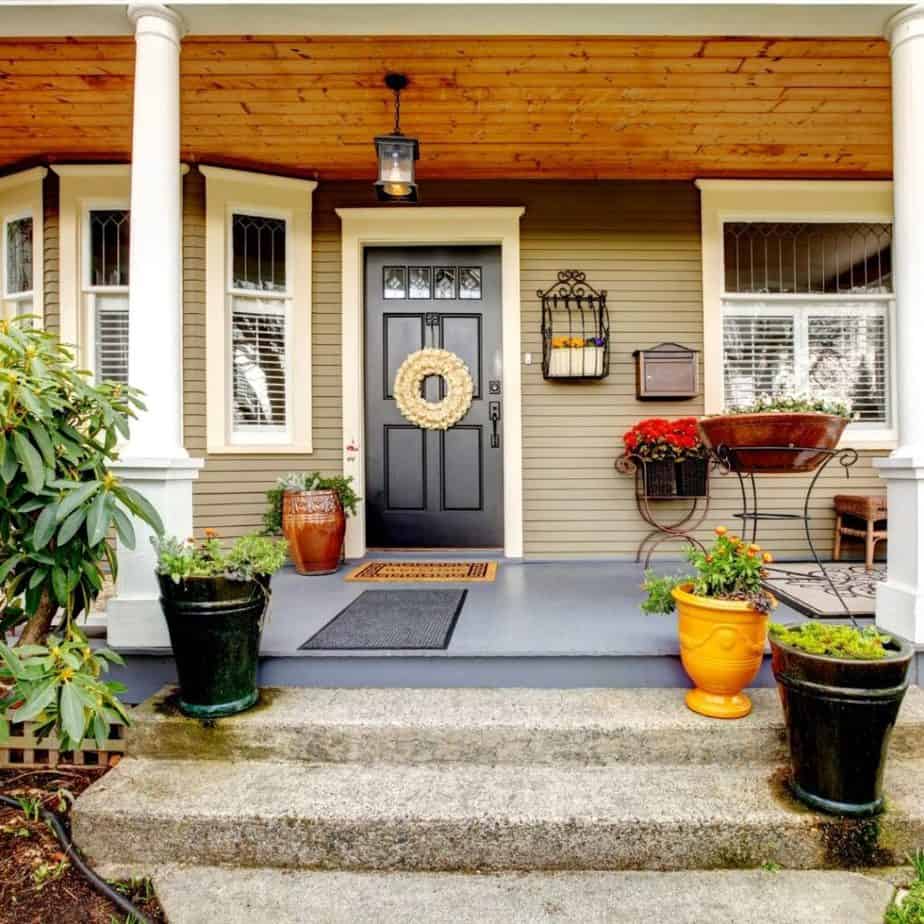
[181,176,887,559]
[41,171,59,334]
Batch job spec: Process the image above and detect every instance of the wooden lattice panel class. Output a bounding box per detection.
[0,720,125,769]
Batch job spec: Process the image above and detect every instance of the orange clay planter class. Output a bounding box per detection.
[672,583,773,719]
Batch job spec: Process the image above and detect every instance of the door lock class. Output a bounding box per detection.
[489,401,501,449]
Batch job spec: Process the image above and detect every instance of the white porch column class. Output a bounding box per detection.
[876,5,924,642]
[107,2,203,649]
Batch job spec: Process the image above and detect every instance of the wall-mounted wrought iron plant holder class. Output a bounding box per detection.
[539,270,610,381]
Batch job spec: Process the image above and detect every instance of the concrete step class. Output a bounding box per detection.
[127,684,924,766]
[145,866,897,924]
[73,756,924,872]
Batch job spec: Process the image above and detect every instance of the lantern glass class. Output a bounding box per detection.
[375,134,418,201]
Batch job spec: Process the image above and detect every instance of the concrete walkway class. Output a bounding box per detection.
[146,867,896,923]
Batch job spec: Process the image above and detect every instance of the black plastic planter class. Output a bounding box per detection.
[642,459,676,497]
[675,457,708,498]
[770,629,913,817]
[158,574,269,719]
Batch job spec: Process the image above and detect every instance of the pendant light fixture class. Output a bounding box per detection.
[374,73,419,202]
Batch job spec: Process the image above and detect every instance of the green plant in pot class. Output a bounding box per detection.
[0,318,162,751]
[152,529,288,718]
[769,621,913,817]
[264,472,359,576]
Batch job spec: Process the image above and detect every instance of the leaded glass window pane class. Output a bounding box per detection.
[5,217,33,295]
[90,210,130,287]
[232,214,286,292]
[231,300,287,430]
[723,222,892,295]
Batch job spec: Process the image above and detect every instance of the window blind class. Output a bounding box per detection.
[94,293,129,385]
[231,301,288,431]
[723,314,796,409]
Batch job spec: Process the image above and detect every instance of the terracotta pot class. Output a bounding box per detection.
[282,489,346,575]
[672,583,771,719]
[698,413,848,474]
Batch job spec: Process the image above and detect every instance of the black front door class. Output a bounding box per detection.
[365,246,503,548]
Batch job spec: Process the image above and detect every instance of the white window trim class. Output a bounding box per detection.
[202,165,316,454]
[0,167,45,324]
[696,179,897,449]
[52,165,131,367]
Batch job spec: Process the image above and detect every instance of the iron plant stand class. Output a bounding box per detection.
[616,455,711,567]
[711,443,860,624]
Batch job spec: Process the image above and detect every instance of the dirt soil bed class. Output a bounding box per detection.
[0,766,166,924]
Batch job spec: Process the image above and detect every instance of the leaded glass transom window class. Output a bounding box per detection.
[89,209,130,287]
[5,216,33,295]
[232,213,286,292]
[723,222,892,295]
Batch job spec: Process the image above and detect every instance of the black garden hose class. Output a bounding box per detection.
[0,793,153,924]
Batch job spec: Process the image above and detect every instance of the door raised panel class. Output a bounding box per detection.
[440,314,482,399]
[441,426,483,511]
[383,314,425,399]
[385,425,426,510]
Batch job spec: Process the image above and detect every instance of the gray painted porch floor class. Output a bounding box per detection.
[260,557,811,658]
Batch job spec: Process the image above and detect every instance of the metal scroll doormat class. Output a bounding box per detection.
[344,561,498,583]
[299,589,467,650]
[761,562,885,618]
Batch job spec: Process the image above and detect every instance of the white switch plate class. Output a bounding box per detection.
[523,353,533,365]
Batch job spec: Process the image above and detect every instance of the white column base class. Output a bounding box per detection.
[106,457,204,649]
[875,453,924,643]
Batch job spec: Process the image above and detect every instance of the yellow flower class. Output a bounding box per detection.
[763,552,774,563]
[714,526,727,536]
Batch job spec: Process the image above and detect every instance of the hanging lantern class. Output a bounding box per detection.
[374,73,419,202]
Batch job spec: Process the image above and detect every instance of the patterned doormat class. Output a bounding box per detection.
[345,561,498,583]
[300,589,466,650]
[761,562,886,618]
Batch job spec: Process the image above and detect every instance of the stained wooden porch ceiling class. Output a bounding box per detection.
[0,35,892,180]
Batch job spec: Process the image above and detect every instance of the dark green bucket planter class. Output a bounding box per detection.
[770,628,913,817]
[158,574,269,719]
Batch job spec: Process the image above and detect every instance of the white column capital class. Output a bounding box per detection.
[886,5,924,52]
[127,3,185,44]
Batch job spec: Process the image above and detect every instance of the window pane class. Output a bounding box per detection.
[95,292,129,384]
[231,300,287,430]
[90,210,130,287]
[724,223,892,295]
[808,314,888,423]
[723,314,796,408]
[5,217,33,294]
[232,214,286,292]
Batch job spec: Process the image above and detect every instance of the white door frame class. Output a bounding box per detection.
[337,206,525,559]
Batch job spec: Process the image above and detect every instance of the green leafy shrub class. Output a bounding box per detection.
[0,318,163,749]
[642,526,775,615]
[725,394,852,418]
[769,622,891,660]
[152,530,288,583]
[263,472,360,535]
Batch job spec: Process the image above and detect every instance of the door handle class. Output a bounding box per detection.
[489,401,501,449]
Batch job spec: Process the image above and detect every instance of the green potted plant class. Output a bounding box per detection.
[643,527,776,719]
[0,317,162,751]
[698,394,852,474]
[769,621,913,817]
[265,472,359,575]
[152,529,288,717]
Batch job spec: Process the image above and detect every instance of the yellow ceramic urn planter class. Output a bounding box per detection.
[672,582,772,719]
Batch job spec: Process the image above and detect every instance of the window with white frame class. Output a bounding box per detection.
[228,211,290,437]
[202,165,315,454]
[3,212,34,317]
[720,221,894,430]
[84,207,130,385]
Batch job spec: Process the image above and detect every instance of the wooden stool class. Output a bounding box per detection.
[833,495,887,571]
